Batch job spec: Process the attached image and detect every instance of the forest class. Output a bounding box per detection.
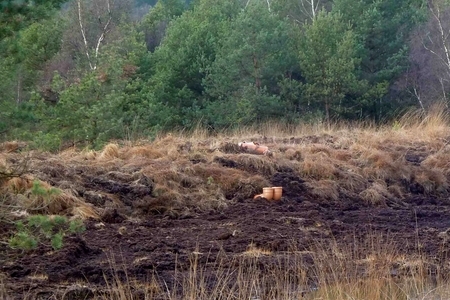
[0,0,448,149]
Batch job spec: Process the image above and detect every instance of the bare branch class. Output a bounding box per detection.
[0,154,31,180]
[439,77,448,104]
[77,0,94,70]
[77,0,114,71]
[429,1,450,70]
[300,0,320,21]
[94,0,112,68]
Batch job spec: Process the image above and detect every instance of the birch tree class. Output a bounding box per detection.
[59,0,132,72]
[300,0,320,20]
[424,0,450,79]
[271,0,330,23]
[332,0,424,118]
[418,0,450,102]
[77,0,112,70]
[398,0,450,110]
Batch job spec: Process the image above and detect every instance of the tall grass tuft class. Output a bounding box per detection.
[79,235,450,300]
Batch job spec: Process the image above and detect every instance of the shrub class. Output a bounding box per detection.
[9,214,85,251]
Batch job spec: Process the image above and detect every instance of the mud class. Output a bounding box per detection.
[2,136,450,299]
[2,180,450,298]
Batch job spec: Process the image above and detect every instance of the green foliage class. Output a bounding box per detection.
[332,0,426,118]
[140,0,185,51]
[203,1,298,127]
[32,23,148,149]
[298,10,366,122]
[50,232,63,249]
[9,230,38,250]
[31,180,60,198]
[36,72,117,148]
[0,0,65,40]
[0,4,63,102]
[26,131,61,152]
[141,0,242,128]
[69,218,86,233]
[17,18,63,69]
[0,0,437,146]
[9,215,85,251]
[0,14,63,142]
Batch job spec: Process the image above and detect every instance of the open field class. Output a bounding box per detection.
[2,110,450,299]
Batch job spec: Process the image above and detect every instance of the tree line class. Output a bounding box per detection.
[0,0,448,149]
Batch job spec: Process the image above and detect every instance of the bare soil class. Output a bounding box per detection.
[2,135,450,299]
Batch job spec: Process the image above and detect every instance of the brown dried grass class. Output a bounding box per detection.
[234,154,277,176]
[337,171,367,194]
[58,147,81,160]
[397,103,449,138]
[300,153,338,180]
[190,164,269,201]
[0,141,19,153]
[2,106,450,217]
[242,242,272,257]
[147,184,184,213]
[230,175,270,201]
[387,184,404,199]
[415,168,448,194]
[3,176,34,193]
[21,183,67,213]
[358,149,410,182]
[284,148,302,161]
[332,149,353,162]
[307,180,339,201]
[82,149,97,160]
[359,181,391,206]
[151,134,185,157]
[121,145,164,160]
[2,176,99,219]
[308,144,333,157]
[187,187,227,210]
[192,165,245,190]
[421,149,450,172]
[98,143,120,160]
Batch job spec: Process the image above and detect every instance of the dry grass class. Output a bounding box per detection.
[415,168,448,194]
[300,153,338,180]
[1,105,450,220]
[359,181,391,206]
[121,145,164,160]
[2,141,19,153]
[3,176,34,193]
[4,107,450,298]
[24,234,447,300]
[98,143,120,160]
[241,242,273,257]
[1,176,99,219]
[234,154,277,176]
[307,180,340,201]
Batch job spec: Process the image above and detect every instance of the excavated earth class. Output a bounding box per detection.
[2,136,450,299]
